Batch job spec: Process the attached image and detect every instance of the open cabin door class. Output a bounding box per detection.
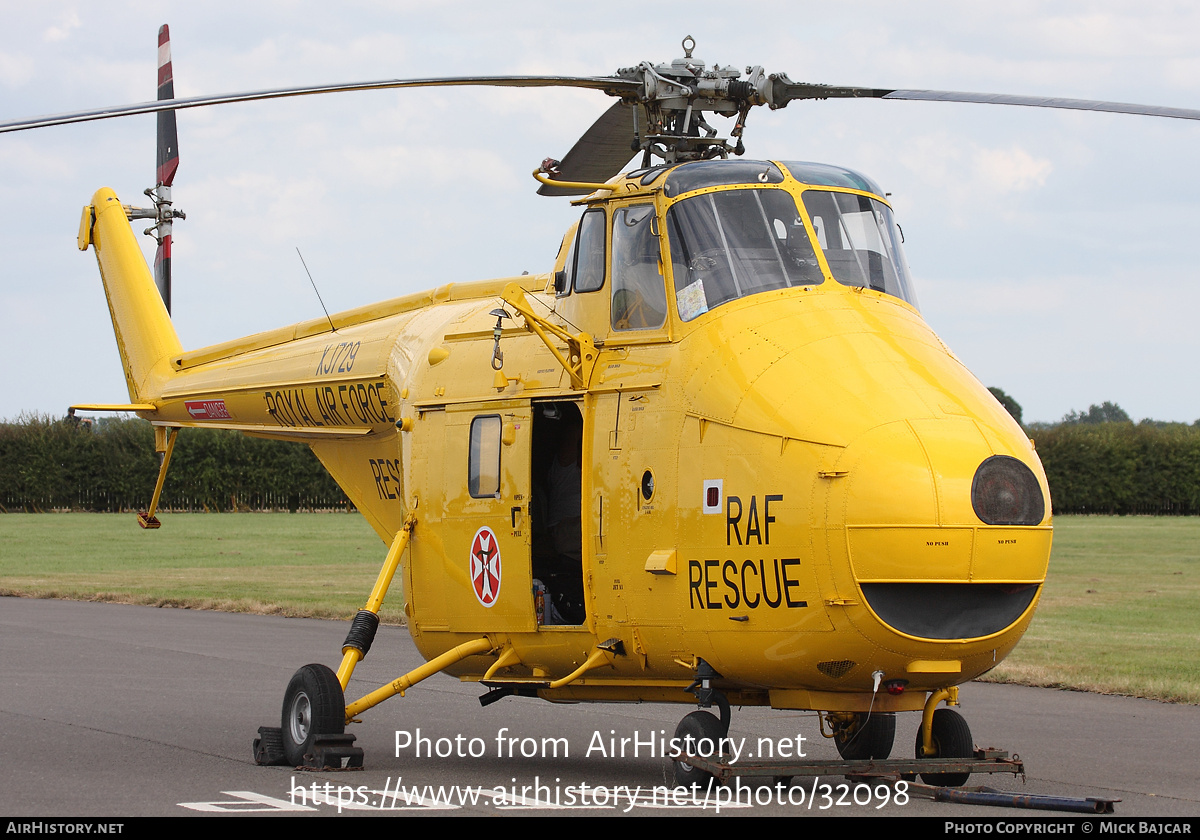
[529,400,587,627]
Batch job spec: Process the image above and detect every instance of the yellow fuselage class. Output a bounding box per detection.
[82,158,1050,714]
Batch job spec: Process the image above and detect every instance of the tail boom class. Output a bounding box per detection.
[80,187,183,404]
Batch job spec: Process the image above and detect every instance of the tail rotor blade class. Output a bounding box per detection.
[154,25,178,315]
[156,24,179,187]
[154,237,172,315]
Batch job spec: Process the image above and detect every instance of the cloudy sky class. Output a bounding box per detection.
[2,1,1199,424]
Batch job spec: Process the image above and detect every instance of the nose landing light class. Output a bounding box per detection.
[972,455,1045,526]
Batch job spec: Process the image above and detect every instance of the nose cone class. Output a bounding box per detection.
[679,289,1050,646]
[830,416,1049,642]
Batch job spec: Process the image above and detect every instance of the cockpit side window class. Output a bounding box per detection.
[611,204,666,331]
[570,209,607,294]
[802,190,918,307]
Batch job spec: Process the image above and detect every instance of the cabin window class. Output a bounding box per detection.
[667,187,824,321]
[567,208,607,294]
[801,190,918,307]
[468,415,502,498]
[611,204,666,331]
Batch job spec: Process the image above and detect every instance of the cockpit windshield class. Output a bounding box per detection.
[666,185,918,322]
[668,188,824,321]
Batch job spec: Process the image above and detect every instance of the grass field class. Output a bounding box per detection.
[0,511,401,623]
[980,516,1200,704]
[1,512,1197,702]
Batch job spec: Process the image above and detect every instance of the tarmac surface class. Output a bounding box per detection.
[2,596,1198,818]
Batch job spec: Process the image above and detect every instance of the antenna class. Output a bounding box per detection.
[296,248,336,334]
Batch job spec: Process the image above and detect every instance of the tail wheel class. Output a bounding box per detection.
[672,710,724,787]
[834,712,896,760]
[914,707,973,787]
[282,664,345,766]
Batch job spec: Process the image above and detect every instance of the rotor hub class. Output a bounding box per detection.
[611,36,771,165]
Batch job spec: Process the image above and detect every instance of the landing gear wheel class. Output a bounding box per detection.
[914,707,973,787]
[711,691,731,738]
[282,664,345,766]
[834,712,896,760]
[672,710,724,787]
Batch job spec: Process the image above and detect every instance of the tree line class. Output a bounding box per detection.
[0,415,349,513]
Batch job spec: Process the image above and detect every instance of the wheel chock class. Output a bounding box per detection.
[304,733,364,770]
[253,726,288,766]
[253,728,363,769]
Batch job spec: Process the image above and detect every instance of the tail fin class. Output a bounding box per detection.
[79,189,182,403]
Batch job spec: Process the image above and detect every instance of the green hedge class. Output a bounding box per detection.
[0,416,349,513]
[1034,423,1200,515]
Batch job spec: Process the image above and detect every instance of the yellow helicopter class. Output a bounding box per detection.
[6,31,1198,787]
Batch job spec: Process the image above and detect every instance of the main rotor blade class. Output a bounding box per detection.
[772,81,1200,121]
[538,101,646,196]
[882,90,1200,121]
[0,75,639,134]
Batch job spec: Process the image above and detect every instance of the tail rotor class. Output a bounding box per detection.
[127,24,185,314]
